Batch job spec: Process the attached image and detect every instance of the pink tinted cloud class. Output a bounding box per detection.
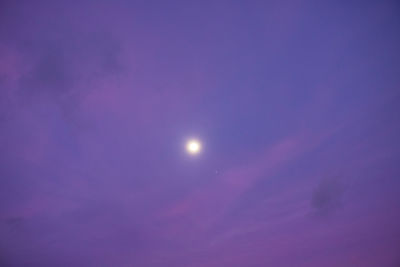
[160,135,303,233]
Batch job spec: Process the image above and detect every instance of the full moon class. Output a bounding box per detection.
[186,139,201,155]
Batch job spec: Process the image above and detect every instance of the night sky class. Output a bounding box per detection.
[1,1,400,266]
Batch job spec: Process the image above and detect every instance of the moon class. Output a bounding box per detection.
[186,139,201,155]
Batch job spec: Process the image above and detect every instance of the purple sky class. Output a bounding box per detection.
[1,1,400,266]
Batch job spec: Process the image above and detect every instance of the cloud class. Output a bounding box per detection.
[3,216,24,233]
[0,0,399,266]
[311,177,344,217]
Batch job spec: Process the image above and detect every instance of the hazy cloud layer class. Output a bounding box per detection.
[1,0,400,266]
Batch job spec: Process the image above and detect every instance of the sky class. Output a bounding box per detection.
[0,0,400,266]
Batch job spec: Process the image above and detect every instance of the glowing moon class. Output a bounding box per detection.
[186,139,201,155]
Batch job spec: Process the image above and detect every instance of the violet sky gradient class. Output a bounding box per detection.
[1,1,400,266]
